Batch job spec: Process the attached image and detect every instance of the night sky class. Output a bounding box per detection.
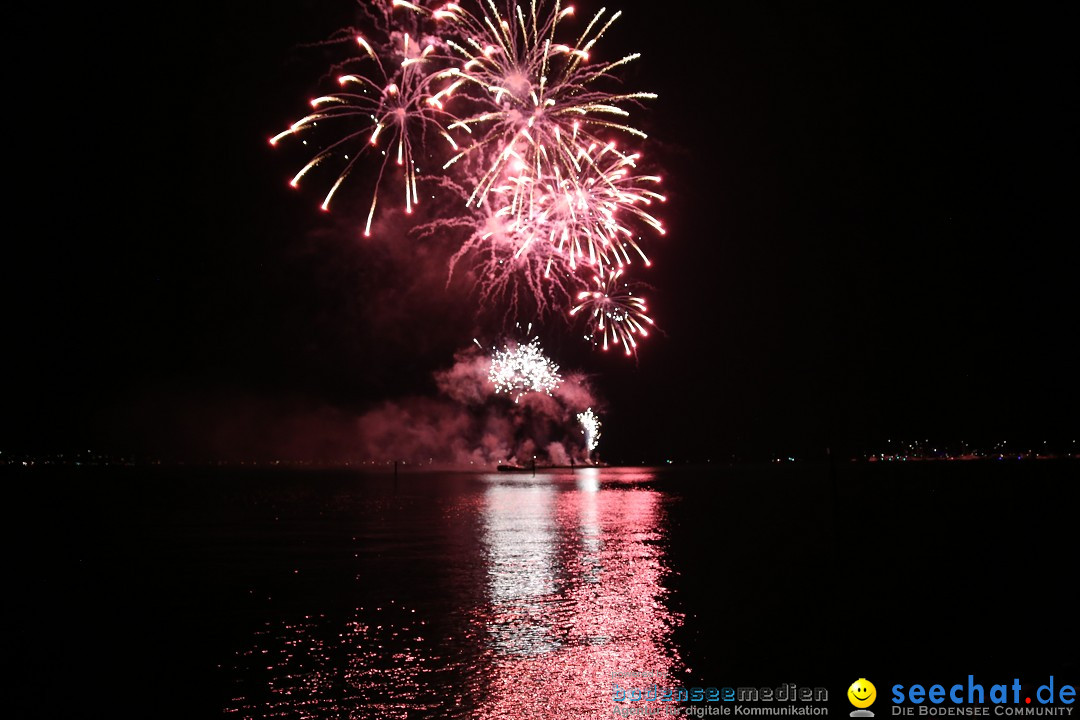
[5,1,1077,463]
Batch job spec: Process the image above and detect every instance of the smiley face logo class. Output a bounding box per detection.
[848,678,877,709]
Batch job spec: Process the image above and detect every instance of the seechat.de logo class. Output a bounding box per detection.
[891,676,1076,716]
[850,679,878,718]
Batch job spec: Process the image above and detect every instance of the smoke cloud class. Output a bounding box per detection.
[113,345,603,468]
[355,346,602,467]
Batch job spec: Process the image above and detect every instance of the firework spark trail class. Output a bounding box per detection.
[272,0,666,357]
[410,175,580,320]
[437,0,657,211]
[569,266,654,357]
[427,146,665,324]
[484,140,665,273]
[436,1,664,327]
[448,201,583,321]
[488,335,562,402]
[577,407,601,454]
[270,1,461,236]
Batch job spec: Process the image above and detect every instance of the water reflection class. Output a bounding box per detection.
[474,469,684,718]
[482,478,560,655]
[224,469,684,719]
[226,602,478,718]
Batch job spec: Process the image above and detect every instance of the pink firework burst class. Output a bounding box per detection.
[270,1,460,236]
[271,0,669,344]
[447,200,583,322]
[484,140,665,273]
[569,267,654,357]
[437,0,656,210]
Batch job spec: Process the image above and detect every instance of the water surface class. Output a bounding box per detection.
[8,461,1077,718]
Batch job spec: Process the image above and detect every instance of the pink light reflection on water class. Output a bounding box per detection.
[223,468,685,719]
[472,468,686,718]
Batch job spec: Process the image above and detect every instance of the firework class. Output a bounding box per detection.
[577,407,601,454]
[569,267,653,356]
[270,1,459,236]
[271,0,667,334]
[437,0,656,210]
[488,336,562,402]
[447,200,582,321]
[441,141,664,321]
[484,140,664,272]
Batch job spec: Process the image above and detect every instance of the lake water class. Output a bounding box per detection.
[8,461,1077,718]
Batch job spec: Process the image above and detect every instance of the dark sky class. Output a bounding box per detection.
[5,1,1077,463]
